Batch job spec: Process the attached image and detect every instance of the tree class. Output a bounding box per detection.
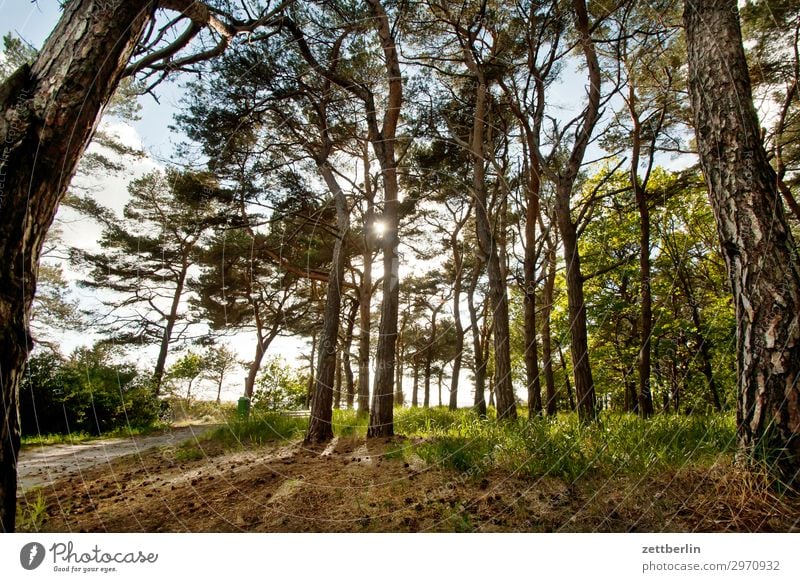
[167,352,205,400]
[70,169,228,393]
[0,0,153,534]
[203,344,240,403]
[685,0,800,484]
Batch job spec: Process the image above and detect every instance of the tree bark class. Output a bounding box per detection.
[306,165,349,443]
[542,235,558,415]
[366,0,403,438]
[550,0,601,422]
[524,169,543,419]
[343,298,357,409]
[685,0,800,484]
[467,260,487,416]
[0,0,152,532]
[152,260,190,394]
[470,77,517,420]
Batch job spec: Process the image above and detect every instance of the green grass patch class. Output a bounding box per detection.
[393,408,737,482]
[204,411,308,448]
[16,489,47,532]
[20,423,166,448]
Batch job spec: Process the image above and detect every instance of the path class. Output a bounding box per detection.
[17,425,218,492]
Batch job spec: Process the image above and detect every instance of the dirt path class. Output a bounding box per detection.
[17,425,218,492]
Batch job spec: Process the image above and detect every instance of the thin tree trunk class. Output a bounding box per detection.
[343,298,357,409]
[558,344,576,412]
[358,148,374,416]
[306,327,317,408]
[449,236,465,411]
[0,0,152,532]
[542,237,558,415]
[524,172,543,418]
[467,261,487,416]
[412,361,420,407]
[685,0,800,483]
[334,350,343,410]
[152,260,189,395]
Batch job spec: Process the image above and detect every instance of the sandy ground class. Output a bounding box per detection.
[17,425,218,491]
[16,433,800,533]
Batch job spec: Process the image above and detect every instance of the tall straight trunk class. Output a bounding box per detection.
[423,306,440,409]
[343,298,358,409]
[153,260,190,394]
[677,270,722,412]
[631,115,654,418]
[550,0,601,422]
[412,361,420,407]
[685,0,800,483]
[469,76,517,420]
[467,261,487,416]
[358,147,374,416]
[306,166,349,443]
[558,344,576,412]
[437,367,444,407]
[556,200,596,420]
[334,350,343,410]
[448,233,465,411]
[306,327,318,408]
[542,238,558,415]
[0,0,152,532]
[366,0,403,438]
[524,173,543,418]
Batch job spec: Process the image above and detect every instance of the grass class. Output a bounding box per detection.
[354,406,736,482]
[16,489,47,531]
[20,424,166,448]
[204,410,308,449]
[197,405,738,484]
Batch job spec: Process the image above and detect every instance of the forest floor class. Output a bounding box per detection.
[16,425,800,533]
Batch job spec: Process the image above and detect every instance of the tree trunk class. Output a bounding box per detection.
[343,298,357,409]
[306,166,349,444]
[0,0,152,532]
[358,149,374,416]
[306,327,317,408]
[448,238,465,411]
[524,173,543,419]
[542,238,558,415]
[366,0,403,439]
[153,260,189,395]
[685,0,800,484]
[412,361,420,407]
[244,333,267,399]
[467,261,487,416]
[632,134,654,418]
[470,77,517,421]
[558,344,576,412]
[334,350,343,410]
[437,367,444,407]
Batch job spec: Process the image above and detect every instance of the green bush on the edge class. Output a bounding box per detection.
[19,345,159,437]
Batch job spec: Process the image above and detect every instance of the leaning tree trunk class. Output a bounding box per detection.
[306,167,350,444]
[685,0,800,484]
[449,269,464,411]
[0,0,152,533]
[152,260,189,395]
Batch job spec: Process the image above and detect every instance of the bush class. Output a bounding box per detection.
[19,346,159,437]
[251,356,307,411]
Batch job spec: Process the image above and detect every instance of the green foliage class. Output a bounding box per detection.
[19,345,159,437]
[166,351,205,400]
[16,490,47,533]
[251,356,307,411]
